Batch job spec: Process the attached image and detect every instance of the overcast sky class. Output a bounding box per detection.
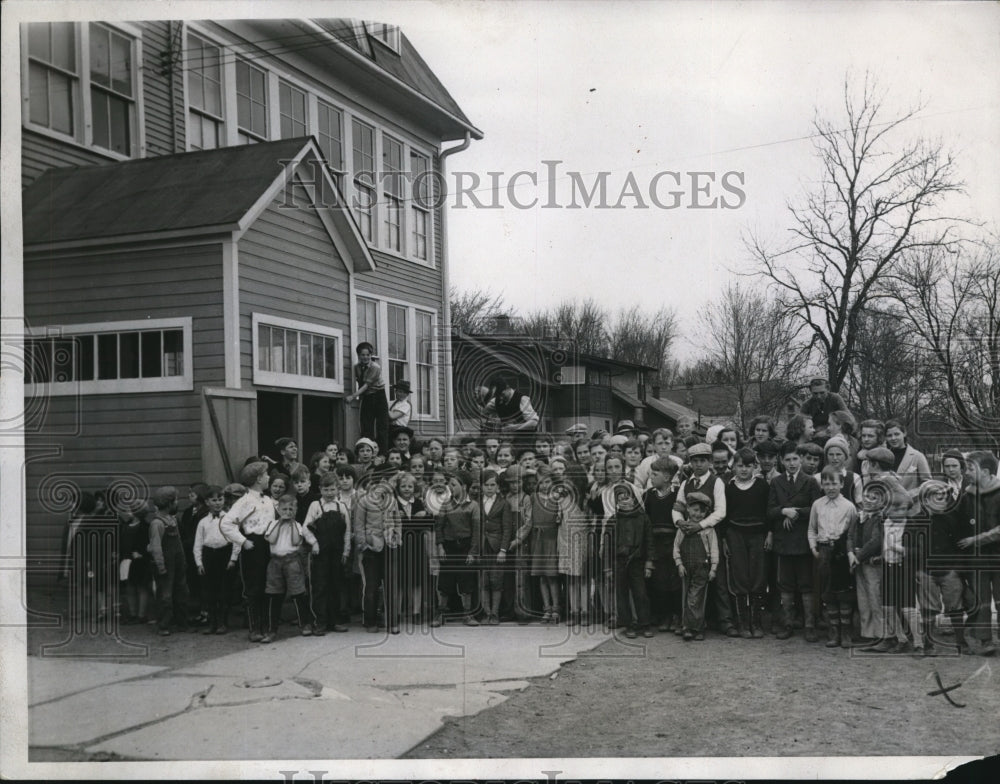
[385,0,1000,358]
[6,0,999,360]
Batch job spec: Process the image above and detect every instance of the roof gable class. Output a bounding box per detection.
[22,139,375,273]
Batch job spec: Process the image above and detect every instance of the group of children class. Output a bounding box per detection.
[66,392,1000,655]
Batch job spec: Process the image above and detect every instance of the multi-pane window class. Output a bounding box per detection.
[316,100,343,170]
[382,136,404,253]
[253,315,343,393]
[357,297,379,360]
[279,80,307,138]
[366,22,400,53]
[410,151,431,261]
[355,295,438,419]
[236,58,268,142]
[27,328,183,383]
[187,34,223,150]
[415,311,434,415]
[351,119,376,241]
[27,22,77,136]
[387,304,407,386]
[89,23,134,155]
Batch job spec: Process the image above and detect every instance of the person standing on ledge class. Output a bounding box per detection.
[347,342,389,454]
[483,375,539,449]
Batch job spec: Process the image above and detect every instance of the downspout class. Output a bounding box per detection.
[438,132,472,434]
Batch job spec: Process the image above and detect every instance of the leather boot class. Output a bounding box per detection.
[750,595,765,638]
[776,592,795,639]
[825,606,841,648]
[736,595,752,638]
[839,605,855,648]
[949,611,969,653]
[430,592,448,627]
[802,594,819,642]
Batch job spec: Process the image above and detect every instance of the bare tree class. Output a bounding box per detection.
[522,299,610,356]
[698,283,810,431]
[747,73,964,392]
[449,287,507,334]
[609,305,678,384]
[885,241,1000,446]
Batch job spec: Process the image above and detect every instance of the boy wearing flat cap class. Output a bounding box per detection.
[673,491,719,641]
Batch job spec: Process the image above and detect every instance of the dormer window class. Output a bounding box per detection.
[365,22,400,53]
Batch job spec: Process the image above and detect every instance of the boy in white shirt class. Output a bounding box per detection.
[261,495,319,642]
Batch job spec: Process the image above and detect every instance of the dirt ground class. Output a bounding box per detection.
[404,629,1000,759]
[21,585,1000,762]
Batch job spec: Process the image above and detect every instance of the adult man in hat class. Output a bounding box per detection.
[616,419,637,437]
[565,423,588,439]
[800,378,849,431]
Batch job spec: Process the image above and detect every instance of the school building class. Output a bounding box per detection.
[19,18,481,568]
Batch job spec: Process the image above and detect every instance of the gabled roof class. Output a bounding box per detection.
[646,395,701,424]
[307,18,483,141]
[23,139,309,246]
[22,138,375,272]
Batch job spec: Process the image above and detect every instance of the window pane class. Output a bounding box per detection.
[236,60,249,96]
[28,23,50,62]
[284,331,297,375]
[251,102,266,136]
[97,333,118,379]
[324,338,338,380]
[111,32,131,95]
[77,334,95,381]
[299,333,311,376]
[258,325,270,371]
[317,102,343,169]
[28,63,50,127]
[119,332,139,378]
[189,73,204,112]
[30,339,52,384]
[312,336,325,378]
[205,76,222,116]
[109,94,129,154]
[163,330,183,376]
[50,22,75,71]
[419,365,432,415]
[270,328,283,372]
[91,89,109,149]
[141,331,161,377]
[89,24,110,87]
[50,339,74,382]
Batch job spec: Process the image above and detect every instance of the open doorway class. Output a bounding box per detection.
[302,394,343,459]
[257,391,296,463]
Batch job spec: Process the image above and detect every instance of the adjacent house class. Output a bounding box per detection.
[19,18,481,566]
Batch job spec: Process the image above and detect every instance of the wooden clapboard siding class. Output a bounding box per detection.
[23,242,225,561]
[237,181,352,387]
[141,21,185,157]
[21,130,110,187]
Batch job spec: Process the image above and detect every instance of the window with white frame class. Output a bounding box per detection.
[27,22,77,136]
[316,100,343,171]
[279,79,307,138]
[415,311,434,415]
[186,33,223,150]
[253,314,343,393]
[386,304,407,385]
[24,22,140,157]
[382,136,404,253]
[409,150,431,261]
[356,297,379,361]
[24,318,192,395]
[355,295,438,418]
[351,118,376,242]
[235,58,268,142]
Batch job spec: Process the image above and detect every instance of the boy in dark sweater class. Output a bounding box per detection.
[768,442,823,641]
[725,448,771,638]
[644,458,681,632]
[604,482,654,638]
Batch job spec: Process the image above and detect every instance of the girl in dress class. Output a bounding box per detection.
[529,465,562,622]
[557,464,594,626]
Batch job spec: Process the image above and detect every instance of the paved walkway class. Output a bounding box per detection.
[28,624,612,760]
